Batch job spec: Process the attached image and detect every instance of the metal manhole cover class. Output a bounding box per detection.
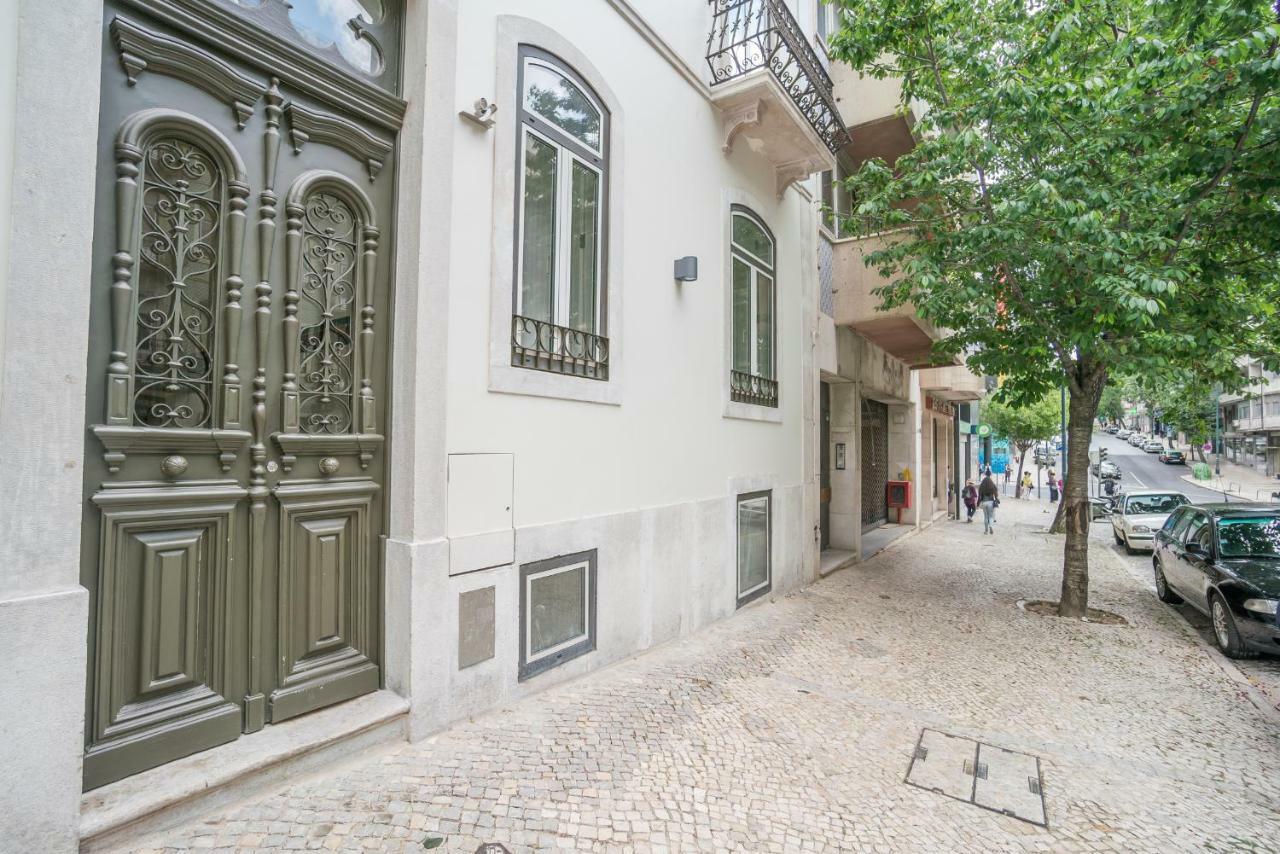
[905,728,1047,827]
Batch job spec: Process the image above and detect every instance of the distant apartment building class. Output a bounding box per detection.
[1219,357,1280,476]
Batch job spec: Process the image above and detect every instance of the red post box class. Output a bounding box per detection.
[886,480,911,524]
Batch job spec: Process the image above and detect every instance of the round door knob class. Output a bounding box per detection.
[318,457,340,476]
[160,455,189,478]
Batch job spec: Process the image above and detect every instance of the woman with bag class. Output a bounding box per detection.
[978,474,1000,534]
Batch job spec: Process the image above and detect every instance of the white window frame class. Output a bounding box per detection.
[514,50,607,337]
[730,207,776,382]
[736,490,772,607]
[518,549,597,680]
[515,123,605,334]
[488,18,625,407]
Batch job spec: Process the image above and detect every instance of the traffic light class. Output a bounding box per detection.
[1099,448,1108,461]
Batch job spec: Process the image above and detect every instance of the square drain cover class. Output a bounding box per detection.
[905,729,1047,827]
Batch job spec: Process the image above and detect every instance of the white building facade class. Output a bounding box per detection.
[0,1,981,849]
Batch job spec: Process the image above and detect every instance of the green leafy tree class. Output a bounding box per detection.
[984,393,1060,497]
[830,0,1280,616]
[1098,385,1125,426]
[1130,375,1219,460]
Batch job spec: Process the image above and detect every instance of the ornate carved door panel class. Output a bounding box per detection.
[81,0,404,789]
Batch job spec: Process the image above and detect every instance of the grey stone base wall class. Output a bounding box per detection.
[389,484,810,740]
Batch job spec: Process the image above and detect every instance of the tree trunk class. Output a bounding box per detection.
[1058,361,1108,618]
[1014,446,1028,498]
[1048,490,1067,532]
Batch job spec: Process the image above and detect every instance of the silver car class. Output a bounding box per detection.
[1111,490,1191,554]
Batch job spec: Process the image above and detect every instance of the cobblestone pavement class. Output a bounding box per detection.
[135,498,1280,853]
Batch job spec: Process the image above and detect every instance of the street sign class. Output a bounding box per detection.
[977,424,991,437]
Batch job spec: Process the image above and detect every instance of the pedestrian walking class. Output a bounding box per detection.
[962,479,978,523]
[1047,468,1059,504]
[978,474,999,533]
[1021,471,1033,498]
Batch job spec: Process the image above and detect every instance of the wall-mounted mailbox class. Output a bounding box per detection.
[447,453,514,575]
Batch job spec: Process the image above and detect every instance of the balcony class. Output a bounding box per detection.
[831,231,954,368]
[918,364,986,401]
[706,0,848,196]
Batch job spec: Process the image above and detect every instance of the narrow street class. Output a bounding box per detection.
[1090,431,1280,715]
[126,497,1280,853]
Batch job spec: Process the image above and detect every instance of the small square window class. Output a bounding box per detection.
[736,491,771,607]
[518,549,597,680]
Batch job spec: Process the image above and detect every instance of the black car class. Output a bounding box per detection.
[1152,503,1280,658]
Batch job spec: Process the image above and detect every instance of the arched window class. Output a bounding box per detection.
[512,46,610,380]
[729,206,777,407]
[109,109,251,432]
[283,171,380,436]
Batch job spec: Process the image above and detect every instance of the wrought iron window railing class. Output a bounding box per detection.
[731,369,779,408]
[511,315,610,381]
[705,0,849,154]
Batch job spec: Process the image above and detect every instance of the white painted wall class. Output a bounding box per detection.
[388,0,826,736]
[0,1,101,850]
[446,0,813,527]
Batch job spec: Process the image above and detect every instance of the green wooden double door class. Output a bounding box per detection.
[79,0,405,790]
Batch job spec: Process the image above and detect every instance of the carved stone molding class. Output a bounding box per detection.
[722,99,763,154]
[776,155,826,199]
[110,16,268,129]
[284,103,393,181]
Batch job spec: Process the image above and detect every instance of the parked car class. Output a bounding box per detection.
[1033,448,1055,466]
[1159,449,1186,465]
[1130,434,1147,447]
[1091,459,1121,479]
[1153,503,1280,658]
[1143,439,1164,453]
[1116,428,1132,439]
[1090,495,1118,520]
[1111,490,1191,554]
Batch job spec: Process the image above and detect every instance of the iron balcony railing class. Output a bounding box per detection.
[705,0,849,154]
[511,314,610,381]
[731,369,779,407]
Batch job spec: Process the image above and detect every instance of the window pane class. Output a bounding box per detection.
[732,258,752,373]
[283,0,382,73]
[756,272,774,378]
[732,213,773,267]
[520,134,557,322]
[529,565,587,655]
[568,161,600,333]
[524,60,602,152]
[737,496,770,596]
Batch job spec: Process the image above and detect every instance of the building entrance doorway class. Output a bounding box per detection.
[78,0,405,789]
[861,398,889,529]
[820,382,831,549]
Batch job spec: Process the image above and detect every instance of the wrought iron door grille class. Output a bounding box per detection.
[861,398,889,527]
[511,314,609,380]
[731,370,779,407]
[705,0,849,154]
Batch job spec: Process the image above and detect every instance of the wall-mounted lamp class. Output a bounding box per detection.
[674,256,698,282]
[459,98,498,130]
